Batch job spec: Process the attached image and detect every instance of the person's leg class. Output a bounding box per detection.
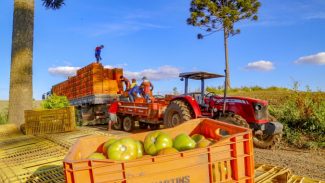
[145,94,150,103]
[108,113,117,131]
[108,113,112,130]
[95,56,99,63]
[108,121,112,131]
[128,89,134,102]
[129,94,134,102]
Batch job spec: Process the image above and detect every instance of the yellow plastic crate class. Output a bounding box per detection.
[24,106,76,135]
[288,175,325,183]
[0,135,67,183]
[254,164,291,183]
[0,164,65,183]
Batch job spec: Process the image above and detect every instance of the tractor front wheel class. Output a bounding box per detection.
[163,100,192,128]
[217,114,249,128]
[253,134,282,149]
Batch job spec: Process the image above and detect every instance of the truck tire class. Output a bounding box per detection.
[163,100,192,128]
[253,134,282,149]
[112,116,122,130]
[122,116,135,132]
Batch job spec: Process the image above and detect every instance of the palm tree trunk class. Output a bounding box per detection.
[8,0,34,127]
[223,28,231,89]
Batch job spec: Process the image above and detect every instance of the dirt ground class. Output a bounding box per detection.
[254,146,325,180]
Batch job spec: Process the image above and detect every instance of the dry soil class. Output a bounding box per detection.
[254,147,325,180]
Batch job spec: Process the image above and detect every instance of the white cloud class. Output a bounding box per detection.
[294,52,325,65]
[104,63,128,69]
[245,60,275,71]
[48,66,80,77]
[124,65,180,81]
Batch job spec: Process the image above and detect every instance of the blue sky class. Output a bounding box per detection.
[0,0,324,100]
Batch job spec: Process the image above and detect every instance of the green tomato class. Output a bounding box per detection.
[173,133,196,151]
[135,140,144,158]
[87,152,106,160]
[108,138,138,161]
[144,131,173,155]
[191,134,205,143]
[102,138,118,155]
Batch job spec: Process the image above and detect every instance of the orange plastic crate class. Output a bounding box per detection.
[63,118,254,183]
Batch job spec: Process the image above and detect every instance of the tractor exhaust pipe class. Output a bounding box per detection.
[222,69,227,114]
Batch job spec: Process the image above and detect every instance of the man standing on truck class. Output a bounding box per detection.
[107,97,120,131]
[128,79,137,102]
[119,75,130,91]
[140,76,154,103]
[95,45,104,63]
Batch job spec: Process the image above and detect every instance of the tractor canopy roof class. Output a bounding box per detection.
[179,72,224,80]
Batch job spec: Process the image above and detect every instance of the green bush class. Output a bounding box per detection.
[0,108,8,125]
[41,94,70,109]
[269,91,325,149]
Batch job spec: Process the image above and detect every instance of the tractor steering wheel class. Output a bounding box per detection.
[204,92,215,98]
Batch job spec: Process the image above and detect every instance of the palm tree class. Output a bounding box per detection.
[8,0,65,128]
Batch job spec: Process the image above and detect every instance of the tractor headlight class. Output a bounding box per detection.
[254,104,262,111]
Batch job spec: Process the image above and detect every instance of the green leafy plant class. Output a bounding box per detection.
[269,90,325,149]
[41,94,70,109]
[0,108,8,125]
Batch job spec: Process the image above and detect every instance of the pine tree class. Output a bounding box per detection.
[187,0,261,89]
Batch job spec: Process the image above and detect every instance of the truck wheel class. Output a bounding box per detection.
[122,116,135,132]
[139,122,148,129]
[149,124,160,130]
[253,134,282,149]
[217,114,249,128]
[112,116,122,130]
[164,100,192,128]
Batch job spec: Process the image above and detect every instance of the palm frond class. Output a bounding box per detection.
[42,0,65,10]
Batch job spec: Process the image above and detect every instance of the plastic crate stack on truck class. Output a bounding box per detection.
[52,63,124,124]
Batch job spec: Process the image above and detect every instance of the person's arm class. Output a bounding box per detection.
[150,82,154,91]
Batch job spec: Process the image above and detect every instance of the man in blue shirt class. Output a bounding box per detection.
[95,45,104,63]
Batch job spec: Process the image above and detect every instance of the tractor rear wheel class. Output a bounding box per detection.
[217,114,249,128]
[163,100,192,128]
[253,134,282,149]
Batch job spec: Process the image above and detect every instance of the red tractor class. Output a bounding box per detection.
[163,72,283,149]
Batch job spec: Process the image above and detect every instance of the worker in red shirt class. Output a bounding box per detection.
[140,76,154,103]
[107,97,120,131]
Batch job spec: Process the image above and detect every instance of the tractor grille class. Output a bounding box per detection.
[254,103,268,120]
